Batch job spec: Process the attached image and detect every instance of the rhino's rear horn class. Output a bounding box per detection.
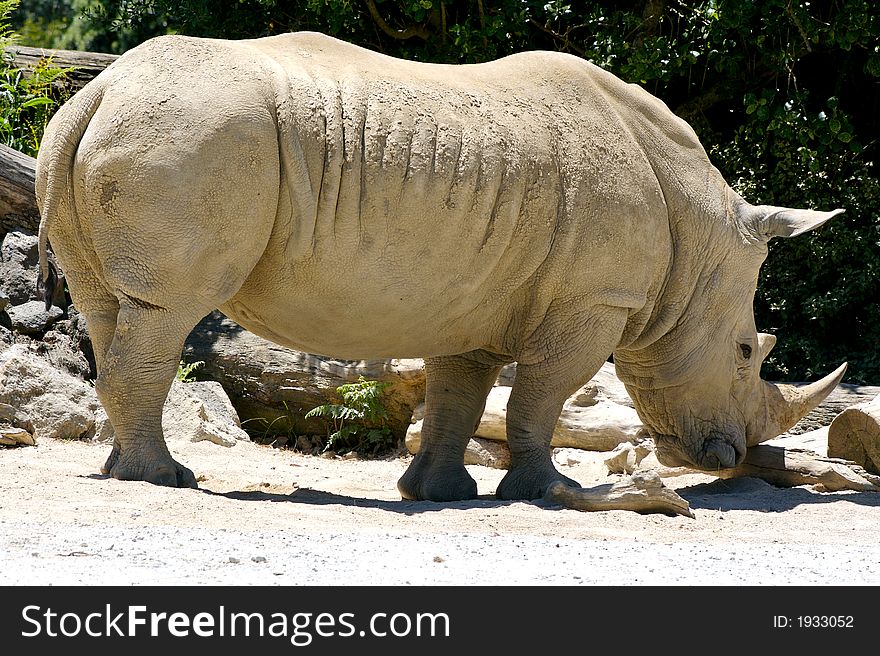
[757,332,776,362]
[761,362,848,441]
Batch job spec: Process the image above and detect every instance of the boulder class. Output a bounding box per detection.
[0,229,39,305]
[33,328,92,380]
[6,300,63,335]
[49,308,97,378]
[95,379,250,447]
[0,424,35,446]
[0,343,100,440]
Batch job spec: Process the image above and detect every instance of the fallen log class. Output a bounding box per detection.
[0,144,39,234]
[4,45,117,91]
[715,444,880,492]
[1,46,117,232]
[827,392,880,474]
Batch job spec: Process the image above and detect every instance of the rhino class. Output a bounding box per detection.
[35,31,846,501]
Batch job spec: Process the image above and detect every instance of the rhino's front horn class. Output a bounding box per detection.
[757,363,848,444]
[755,206,845,239]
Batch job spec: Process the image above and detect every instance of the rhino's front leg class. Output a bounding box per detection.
[96,302,207,488]
[497,305,629,500]
[398,350,509,501]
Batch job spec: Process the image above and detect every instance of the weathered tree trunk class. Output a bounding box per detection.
[0,145,39,234]
[716,445,880,492]
[1,46,116,233]
[827,393,880,475]
[4,46,117,91]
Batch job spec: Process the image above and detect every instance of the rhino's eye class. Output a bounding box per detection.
[739,343,752,359]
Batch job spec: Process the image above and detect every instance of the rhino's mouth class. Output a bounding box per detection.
[652,432,746,471]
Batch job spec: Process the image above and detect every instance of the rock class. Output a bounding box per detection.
[0,289,8,312]
[183,310,426,443]
[603,440,654,474]
[0,424,34,446]
[464,438,511,468]
[0,229,39,305]
[95,379,250,447]
[6,300,63,335]
[552,447,589,467]
[49,308,96,378]
[827,393,880,475]
[0,344,100,440]
[26,329,92,380]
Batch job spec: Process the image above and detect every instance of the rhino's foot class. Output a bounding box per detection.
[101,443,198,489]
[397,460,478,502]
[496,463,580,501]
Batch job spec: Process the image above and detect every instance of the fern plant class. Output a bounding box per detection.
[0,0,72,157]
[305,376,394,455]
[176,359,204,383]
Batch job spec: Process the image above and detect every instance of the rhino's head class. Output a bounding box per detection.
[614,194,847,471]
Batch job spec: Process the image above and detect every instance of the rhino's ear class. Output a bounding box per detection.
[754,206,845,240]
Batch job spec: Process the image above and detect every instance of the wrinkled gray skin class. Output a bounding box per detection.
[36,32,846,500]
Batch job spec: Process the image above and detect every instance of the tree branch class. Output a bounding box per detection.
[363,0,430,41]
[528,19,588,58]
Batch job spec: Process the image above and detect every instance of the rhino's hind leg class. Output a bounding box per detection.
[95,300,210,488]
[497,305,629,500]
[398,350,509,501]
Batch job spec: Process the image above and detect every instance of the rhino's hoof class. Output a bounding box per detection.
[104,448,199,489]
[397,462,477,502]
[496,466,580,501]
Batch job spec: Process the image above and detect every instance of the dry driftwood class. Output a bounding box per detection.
[0,145,39,233]
[827,393,880,475]
[716,444,880,492]
[4,45,117,91]
[544,470,695,518]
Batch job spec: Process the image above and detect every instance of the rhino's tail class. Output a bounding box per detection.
[37,79,105,309]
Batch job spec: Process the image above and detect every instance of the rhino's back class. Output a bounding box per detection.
[217,33,688,357]
[66,33,705,359]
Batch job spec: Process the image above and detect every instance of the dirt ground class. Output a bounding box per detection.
[2,430,880,586]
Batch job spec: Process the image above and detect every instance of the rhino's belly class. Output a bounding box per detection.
[220,270,506,360]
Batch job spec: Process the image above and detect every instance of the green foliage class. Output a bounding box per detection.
[175,359,203,383]
[12,0,880,383]
[0,0,71,156]
[304,377,394,455]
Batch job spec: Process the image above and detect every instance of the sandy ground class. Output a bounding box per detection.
[2,433,880,587]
